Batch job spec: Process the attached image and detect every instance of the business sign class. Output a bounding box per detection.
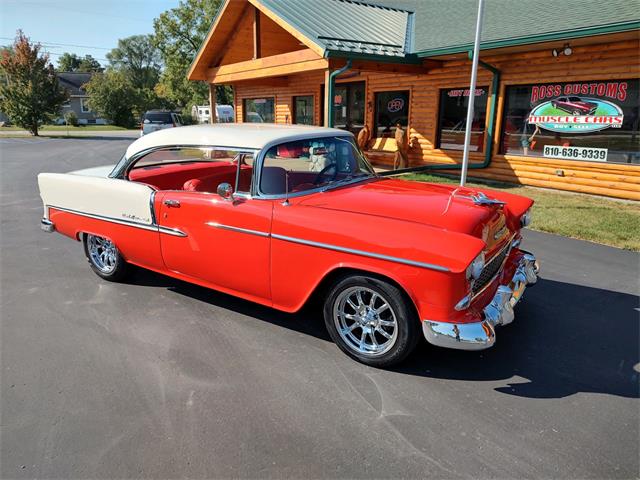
[543,145,608,162]
[387,98,405,113]
[527,81,628,134]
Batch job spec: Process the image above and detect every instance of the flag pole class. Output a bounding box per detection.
[460,0,485,187]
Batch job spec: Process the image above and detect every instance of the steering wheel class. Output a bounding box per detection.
[313,162,338,185]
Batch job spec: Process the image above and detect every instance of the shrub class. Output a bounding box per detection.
[64,110,78,126]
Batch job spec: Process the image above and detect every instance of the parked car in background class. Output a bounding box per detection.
[551,96,598,115]
[140,110,183,136]
[37,124,538,367]
[191,105,235,124]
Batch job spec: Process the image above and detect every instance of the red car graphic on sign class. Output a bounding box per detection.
[551,96,598,115]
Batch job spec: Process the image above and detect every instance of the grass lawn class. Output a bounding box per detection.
[0,125,132,131]
[403,172,640,251]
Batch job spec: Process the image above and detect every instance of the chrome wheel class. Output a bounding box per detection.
[333,286,398,357]
[87,234,117,274]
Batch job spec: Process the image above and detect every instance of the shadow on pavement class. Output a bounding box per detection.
[126,268,640,399]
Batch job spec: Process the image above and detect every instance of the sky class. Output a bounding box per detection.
[0,0,181,66]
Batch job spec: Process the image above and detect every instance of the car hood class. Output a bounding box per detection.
[298,178,522,240]
[69,164,116,178]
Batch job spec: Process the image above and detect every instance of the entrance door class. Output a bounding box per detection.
[327,81,365,135]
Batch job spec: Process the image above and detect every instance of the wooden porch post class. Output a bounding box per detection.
[323,70,330,127]
[209,83,217,123]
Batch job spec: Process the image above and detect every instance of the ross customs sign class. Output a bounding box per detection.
[527,81,627,134]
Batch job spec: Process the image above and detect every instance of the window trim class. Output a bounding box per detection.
[80,98,90,113]
[242,96,275,123]
[435,85,490,153]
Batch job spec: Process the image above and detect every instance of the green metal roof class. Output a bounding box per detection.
[371,0,640,56]
[259,0,413,58]
[258,0,640,59]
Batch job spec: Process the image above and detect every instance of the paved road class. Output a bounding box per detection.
[1,137,639,479]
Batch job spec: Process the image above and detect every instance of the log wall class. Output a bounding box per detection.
[232,38,640,200]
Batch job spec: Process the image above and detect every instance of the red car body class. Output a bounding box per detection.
[39,124,539,366]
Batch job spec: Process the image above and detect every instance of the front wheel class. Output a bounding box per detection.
[323,275,420,367]
[83,233,129,281]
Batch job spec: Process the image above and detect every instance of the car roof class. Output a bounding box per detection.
[125,123,350,158]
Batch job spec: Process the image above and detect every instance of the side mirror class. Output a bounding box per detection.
[217,182,234,200]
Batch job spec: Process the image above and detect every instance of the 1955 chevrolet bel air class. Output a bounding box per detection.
[38,124,539,367]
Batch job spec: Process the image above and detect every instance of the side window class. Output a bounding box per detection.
[127,147,255,193]
[260,136,373,196]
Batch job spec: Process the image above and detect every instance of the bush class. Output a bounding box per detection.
[64,111,78,126]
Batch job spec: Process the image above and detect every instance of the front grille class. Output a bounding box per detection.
[472,241,511,295]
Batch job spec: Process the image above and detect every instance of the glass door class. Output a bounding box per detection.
[330,81,365,135]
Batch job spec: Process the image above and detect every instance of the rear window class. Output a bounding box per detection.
[144,112,173,123]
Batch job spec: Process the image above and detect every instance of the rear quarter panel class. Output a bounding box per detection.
[38,173,163,270]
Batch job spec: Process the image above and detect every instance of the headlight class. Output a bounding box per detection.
[466,252,485,281]
[521,208,532,228]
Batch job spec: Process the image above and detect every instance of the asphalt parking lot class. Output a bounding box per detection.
[1,137,639,479]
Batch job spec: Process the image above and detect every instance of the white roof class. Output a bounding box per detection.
[125,123,349,158]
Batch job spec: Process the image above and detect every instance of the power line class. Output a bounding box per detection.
[0,36,113,50]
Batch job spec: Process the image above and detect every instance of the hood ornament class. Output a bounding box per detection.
[471,192,505,207]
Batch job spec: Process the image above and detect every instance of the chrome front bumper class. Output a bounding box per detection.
[422,251,539,351]
[41,218,55,233]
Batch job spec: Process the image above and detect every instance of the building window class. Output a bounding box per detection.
[437,87,488,152]
[80,98,90,113]
[293,95,314,125]
[374,90,409,138]
[243,97,274,123]
[501,79,639,164]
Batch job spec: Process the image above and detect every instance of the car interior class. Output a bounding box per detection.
[126,138,369,197]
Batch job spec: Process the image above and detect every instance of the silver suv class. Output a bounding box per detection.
[140,111,183,136]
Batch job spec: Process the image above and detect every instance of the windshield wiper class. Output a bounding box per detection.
[321,172,375,192]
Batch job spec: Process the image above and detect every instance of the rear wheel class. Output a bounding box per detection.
[323,275,420,367]
[83,233,128,281]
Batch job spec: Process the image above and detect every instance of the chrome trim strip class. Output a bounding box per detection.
[158,226,187,237]
[149,190,157,224]
[48,205,158,232]
[271,234,450,272]
[206,222,270,238]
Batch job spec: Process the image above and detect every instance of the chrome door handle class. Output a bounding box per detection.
[164,199,180,207]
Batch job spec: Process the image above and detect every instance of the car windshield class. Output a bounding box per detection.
[260,136,376,196]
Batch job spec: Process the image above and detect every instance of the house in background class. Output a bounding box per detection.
[55,72,108,125]
[189,0,640,201]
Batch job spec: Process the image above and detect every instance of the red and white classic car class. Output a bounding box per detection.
[38,124,538,367]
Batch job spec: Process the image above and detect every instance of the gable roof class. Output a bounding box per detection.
[57,72,93,96]
[257,0,413,58]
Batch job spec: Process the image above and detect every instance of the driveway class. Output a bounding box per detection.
[1,137,638,479]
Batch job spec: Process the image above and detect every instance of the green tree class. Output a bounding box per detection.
[84,70,138,127]
[57,52,103,72]
[106,35,160,91]
[0,31,67,135]
[152,0,232,108]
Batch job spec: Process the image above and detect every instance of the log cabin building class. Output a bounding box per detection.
[189,0,640,200]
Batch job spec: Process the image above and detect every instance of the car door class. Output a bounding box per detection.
[156,191,273,302]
